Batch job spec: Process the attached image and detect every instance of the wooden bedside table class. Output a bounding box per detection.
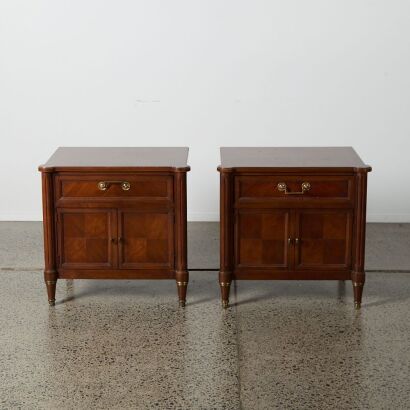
[39,147,190,306]
[218,147,371,309]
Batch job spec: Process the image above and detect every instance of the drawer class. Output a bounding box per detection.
[56,174,173,201]
[235,175,355,204]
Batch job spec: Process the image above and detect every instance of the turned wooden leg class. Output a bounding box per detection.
[176,271,189,308]
[219,271,232,308]
[174,171,189,307]
[352,271,365,309]
[352,171,368,309]
[219,170,234,309]
[44,273,57,306]
[41,171,58,306]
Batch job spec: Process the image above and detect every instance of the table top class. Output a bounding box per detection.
[219,147,370,170]
[39,147,189,171]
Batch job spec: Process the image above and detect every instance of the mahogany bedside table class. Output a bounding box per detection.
[218,147,371,309]
[39,147,190,306]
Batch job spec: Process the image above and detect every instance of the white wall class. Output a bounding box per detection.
[1,0,409,222]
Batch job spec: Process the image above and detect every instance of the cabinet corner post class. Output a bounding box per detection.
[219,169,234,308]
[174,170,188,307]
[352,171,369,308]
[41,171,57,306]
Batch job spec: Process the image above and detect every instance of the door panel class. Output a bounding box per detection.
[235,209,291,269]
[118,210,174,269]
[295,210,352,270]
[58,209,116,269]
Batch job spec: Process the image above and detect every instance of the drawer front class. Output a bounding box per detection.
[236,175,354,205]
[56,174,173,201]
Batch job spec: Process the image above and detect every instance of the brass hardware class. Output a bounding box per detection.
[277,181,311,195]
[97,181,131,191]
[288,238,293,245]
[121,181,131,191]
[98,181,108,191]
[354,302,361,309]
[176,281,188,286]
[295,238,300,245]
[353,282,363,288]
[45,280,56,285]
[179,300,186,308]
[222,300,229,309]
[48,299,55,306]
[220,282,230,287]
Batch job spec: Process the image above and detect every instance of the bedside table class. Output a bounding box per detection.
[39,147,190,306]
[218,147,371,309]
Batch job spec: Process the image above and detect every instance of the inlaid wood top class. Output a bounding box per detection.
[220,147,370,171]
[39,147,189,171]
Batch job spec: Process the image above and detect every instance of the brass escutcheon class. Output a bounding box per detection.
[97,181,108,191]
[121,181,131,191]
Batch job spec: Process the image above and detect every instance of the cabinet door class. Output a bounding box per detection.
[58,209,117,269]
[294,210,352,270]
[118,210,174,269]
[235,209,291,269]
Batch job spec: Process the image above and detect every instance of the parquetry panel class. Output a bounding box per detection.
[237,211,289,267]
[297,211,351,267]
[120,212,171,266]
[62,211,110,265]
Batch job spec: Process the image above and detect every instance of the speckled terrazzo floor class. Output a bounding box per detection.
[1,223,410,409]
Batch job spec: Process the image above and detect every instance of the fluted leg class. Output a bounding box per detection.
[41,171,57,306]
[219,169,234,309]
[175,171,189,307]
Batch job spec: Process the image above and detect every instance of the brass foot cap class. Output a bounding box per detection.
[354,302,361,310]
[222,300,229,309]
[48,300,55,307]
[179,300,186,308]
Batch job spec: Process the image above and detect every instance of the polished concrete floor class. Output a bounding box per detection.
[1,222,410,409]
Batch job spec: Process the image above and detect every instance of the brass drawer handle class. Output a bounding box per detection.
[97,181,131,191]
[277,182,311,195]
